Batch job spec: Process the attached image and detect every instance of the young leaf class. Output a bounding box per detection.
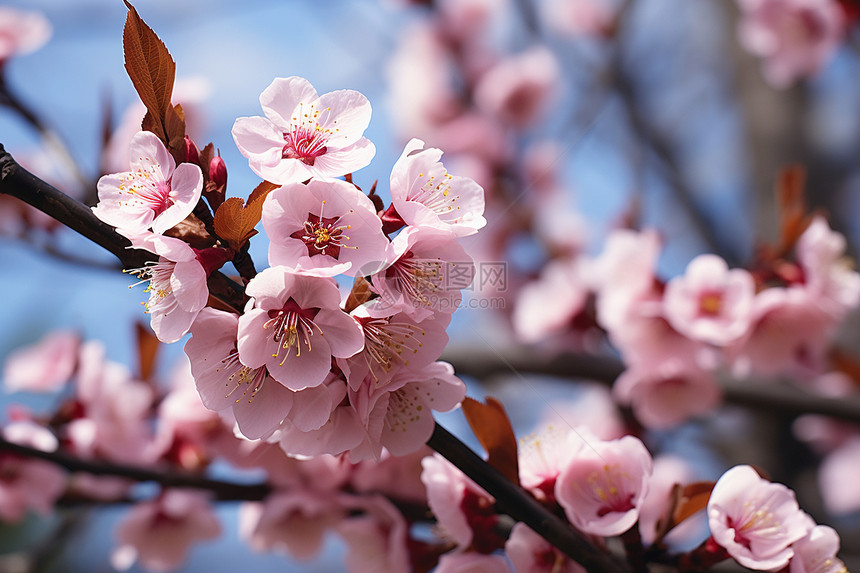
[123,2,185,153]
[212,183,277,251]
[461,396,520,486]
[344,276,374,313]
[135,321,160,382]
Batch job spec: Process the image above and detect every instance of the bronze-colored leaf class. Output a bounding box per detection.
[213,197,261,251]
[248,180,279,206]
[344,276,374,313]
[672,481,715,525]
[123,1,177,142]
[461,397,520,485]
[775,165,813,257]
[135,321,160,381]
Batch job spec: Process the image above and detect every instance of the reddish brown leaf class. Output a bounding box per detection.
[775,165,813,257]
[344,277,374,313]
[123,2,184,147]
[212,184,275,252]
[672,481,715,525]
[248,180,279,206]
[135,321,160,381]
[461,397,520,485]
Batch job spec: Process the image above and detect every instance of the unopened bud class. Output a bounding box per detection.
[183,136,200,164]
[209,154,227,189]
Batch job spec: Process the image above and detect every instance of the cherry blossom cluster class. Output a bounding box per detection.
[417,419,847,572]
[90,74,484,462]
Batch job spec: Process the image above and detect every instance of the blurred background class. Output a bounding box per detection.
[2,0,860,570]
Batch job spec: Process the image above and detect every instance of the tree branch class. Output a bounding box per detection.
[0,438,271,502]
[442,347,860,424]
[428,424,630,572]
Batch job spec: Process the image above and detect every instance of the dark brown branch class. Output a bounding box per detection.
[0,145,246,308]
[443,347,860,424]
[0,438,271,501]
[428,424,630,573]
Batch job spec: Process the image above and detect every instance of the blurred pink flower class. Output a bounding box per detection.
[389,138,486,237]
[0,421,66,522]
[505,522,585,573]
[727,286,834,379]
[262,178,389,277]
[707,465,811,570]
[663,254,756,346]
[542,0,621,37]
[112,489,220,573]
[240,490,343,560]
[818,436,860,515]
[237,267,363,391]
[789,524,847,573]
[2,329,79,393]
[513,256,590,344]
[336,494,411,573]
[555,432,653,537]
[613,360,722,429]
[0,7,51,64]
[796,215,860,317]
[474,47,560,128]
[737,0,844,88]
[232,76,375,184]
[93,131,203,235]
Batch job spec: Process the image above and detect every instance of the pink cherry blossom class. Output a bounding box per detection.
[350,447,432,503]
[707,465,811,570]
[513,256,590,344]
[433,553,514,573]
[111,489,221,573]
[93,131,203,235]
[505,522,586,573]
[336,494,410,573]
[388,138,486,237]
[2,329,79,393]
[349,361,466,461]
[421,452,496,549]
[518,424,580,502]
[0,421,66,522]
[339,305,450,390]
[555,432,653,537]
[262,178,389,277]
[186,308,294,440]
[789,525,847,573]
[123,232,211,343]
[276,373,366,458]
[737,0,844,88]
[232,76,375,184]
[0,7,51,64]
[663,254,756,346]
[371,226,475,321]
[237,267,363,391]
[613,360,722,429]
[474,47,560,128]
[239,490,343,560]
[818,436,860,515]
[796,215,860,317]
